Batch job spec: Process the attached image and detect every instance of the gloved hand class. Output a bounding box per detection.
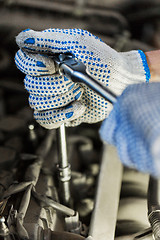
[100,83,160,177]
[15,28,150,129]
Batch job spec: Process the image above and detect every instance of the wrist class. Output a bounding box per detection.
[120,50,150,83]
[145,50,160,82]
[109,50,150,96]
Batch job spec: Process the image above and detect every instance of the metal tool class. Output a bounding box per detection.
[53,53,117,104]
[56,123,81,231]
[54,53,117,209]
[0,216,9,237]
[53,53,117,207]
[57,123,72,207]
[147,176,160,240]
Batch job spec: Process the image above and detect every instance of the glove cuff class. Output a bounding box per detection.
[107,50,151,96]
[119,50,151,83]
[137,50,151,82]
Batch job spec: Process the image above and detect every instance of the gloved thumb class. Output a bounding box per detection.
[15,49,56,76]
[16,28,74,54]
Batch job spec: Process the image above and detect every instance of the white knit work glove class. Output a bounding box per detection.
[15,28,150,129]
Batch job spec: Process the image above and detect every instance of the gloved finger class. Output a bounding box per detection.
[29,84,83,110]
[66,97,112,127]
[16,28,101,55]
[24,74,74,96]
[16,29,109,81]
[15,49,55,76]
[34,101,86,129]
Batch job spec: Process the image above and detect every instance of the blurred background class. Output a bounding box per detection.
[0,1,160,240]
[1,0,160,117]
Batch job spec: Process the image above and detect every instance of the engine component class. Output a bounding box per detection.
[0,0,160,239]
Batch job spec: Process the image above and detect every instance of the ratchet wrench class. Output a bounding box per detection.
[53,53,117,207]
[52,53,117,104]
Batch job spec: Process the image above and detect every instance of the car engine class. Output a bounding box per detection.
[0,1,160,239]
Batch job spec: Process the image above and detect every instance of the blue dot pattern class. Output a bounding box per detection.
[34,101,86,129]
[15,28,150,128]
[16,29,110,83]
[24,75,74,96]
[24,38,35,44]
[29,84,83,110]
[15,49,55,76]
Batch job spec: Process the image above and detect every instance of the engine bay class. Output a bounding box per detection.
[0,1,160,239]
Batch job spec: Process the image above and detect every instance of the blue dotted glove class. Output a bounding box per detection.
[15,28,150,129]
[100,83,160,177]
